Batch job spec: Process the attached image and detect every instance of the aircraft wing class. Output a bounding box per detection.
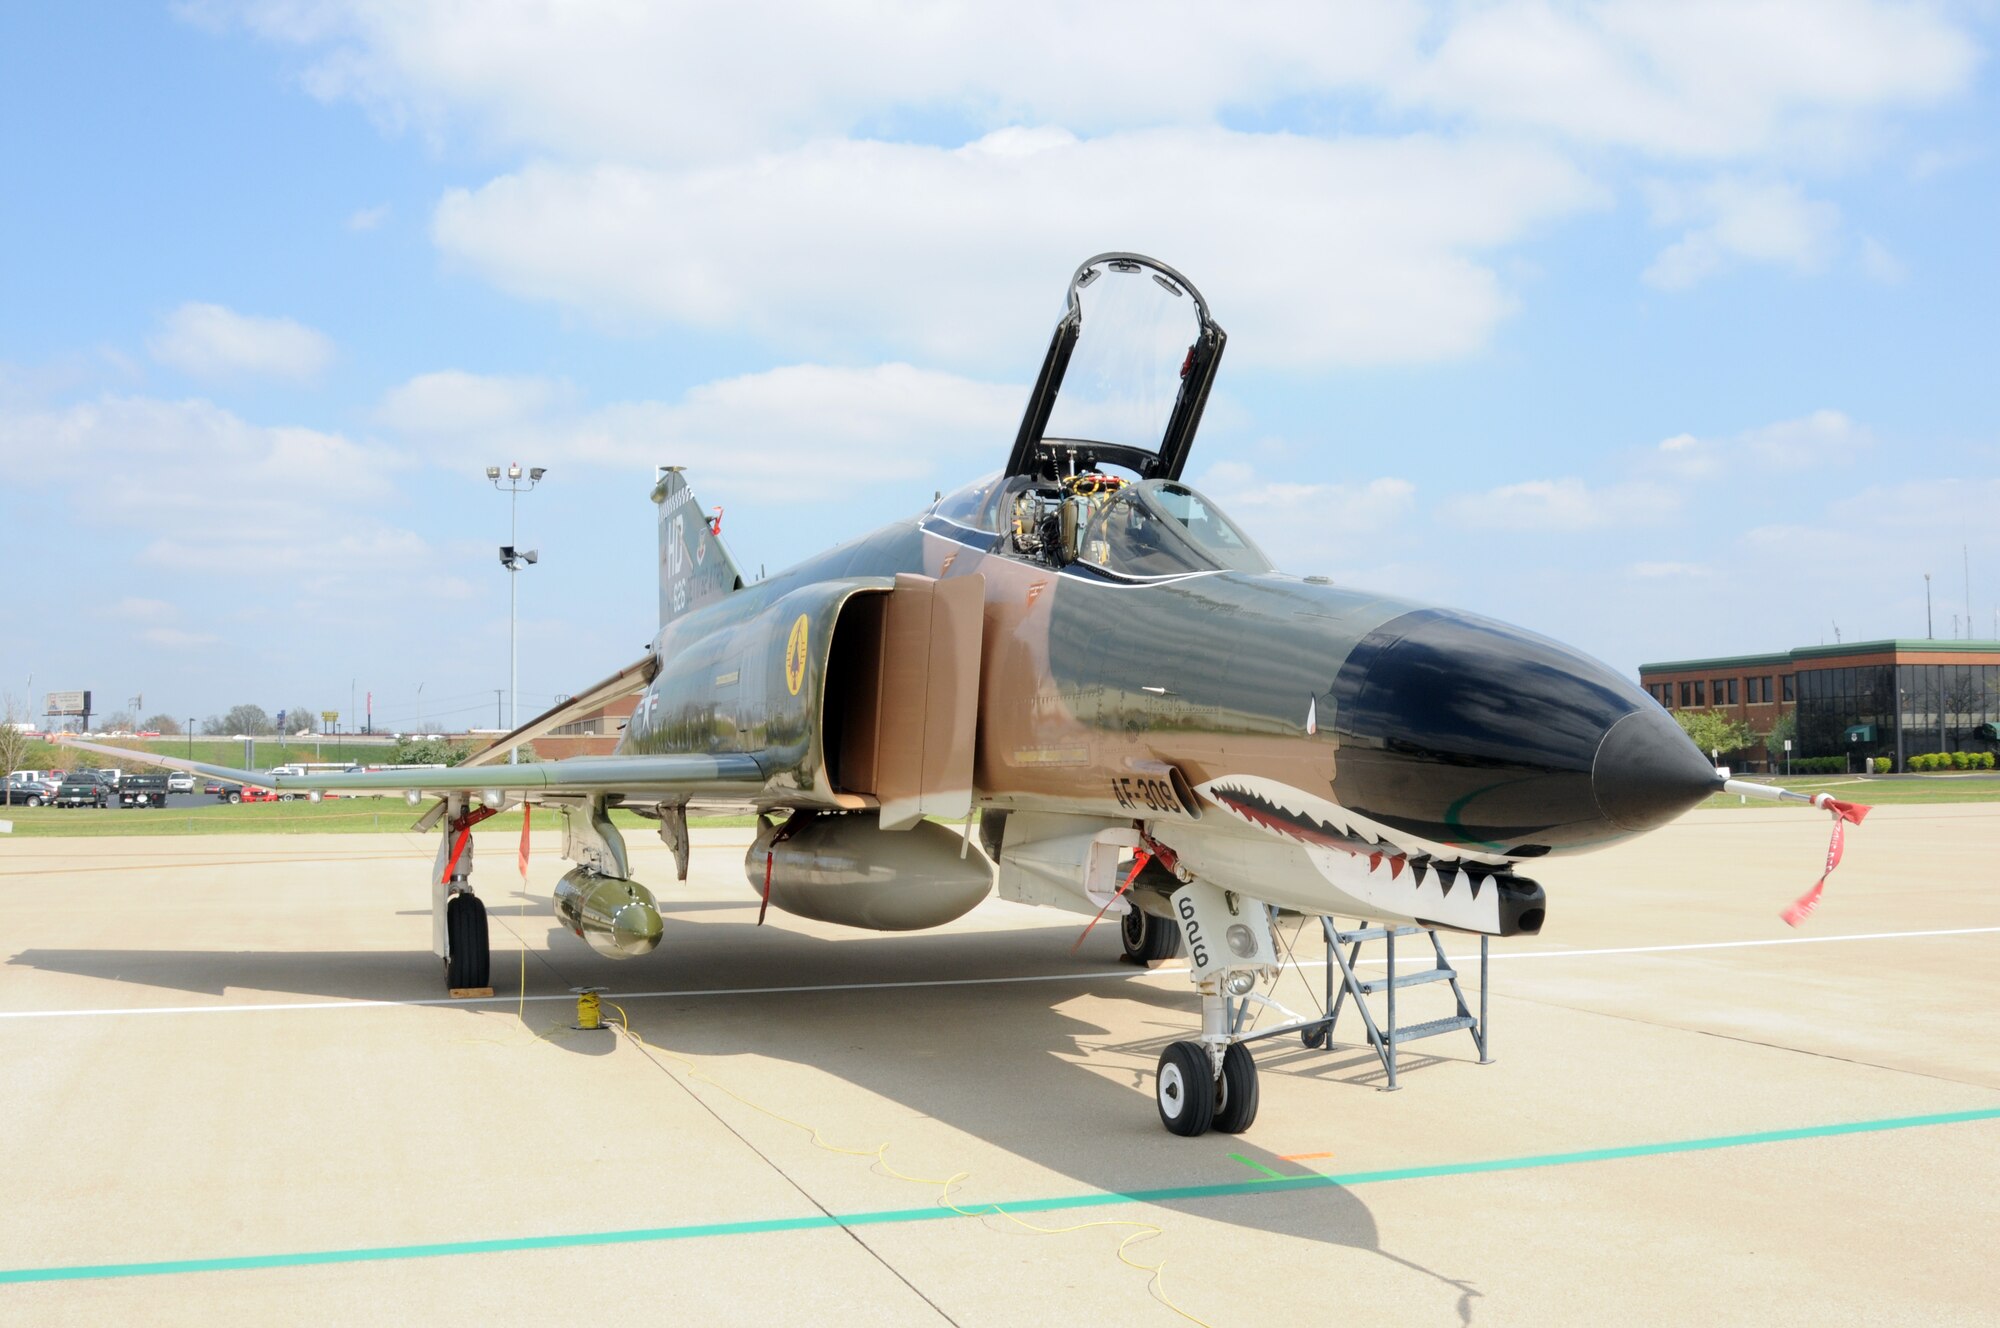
[455,652,659,768]
[55,735,764,800]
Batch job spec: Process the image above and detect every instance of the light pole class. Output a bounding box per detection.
[487,463,545,763]
[1925,572,1933,639]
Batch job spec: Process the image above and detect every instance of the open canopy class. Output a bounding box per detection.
[1002,253,1225,486]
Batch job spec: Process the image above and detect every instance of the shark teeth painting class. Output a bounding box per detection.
[1194,774,1539,935]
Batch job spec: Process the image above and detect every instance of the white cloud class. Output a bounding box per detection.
[110,597,176,621]
[0,395,414,571]
[1858,236,1907,284]
[432,128,1601,368]
[203,2,1425,163]
[378,362,1024,502]
[1826,476,2000,531]
[140,626,220,649]
[1652,409,1871,477]
[1397,0,1976,160]
[1193,461,1418,571]
[147,302,335,381]
[201,1,1975,166]
[376,370,569,435]
[1642,177,1841,288]
[1445,476,1680,531]
[346,202,391,231]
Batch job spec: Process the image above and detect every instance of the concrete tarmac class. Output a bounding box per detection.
[1,803,1996,1325]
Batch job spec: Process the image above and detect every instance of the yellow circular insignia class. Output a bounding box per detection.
[784,614,810,696]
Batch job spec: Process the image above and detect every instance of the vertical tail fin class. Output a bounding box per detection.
[653,467,744,627]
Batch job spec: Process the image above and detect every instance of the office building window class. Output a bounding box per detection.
[1725,678,1739,705]
[1782,675,1795,702]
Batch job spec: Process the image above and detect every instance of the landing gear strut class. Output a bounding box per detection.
[433,797,496,994]
[1149,878,1279,1136]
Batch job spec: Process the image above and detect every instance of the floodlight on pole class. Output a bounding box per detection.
[488,462,546,763]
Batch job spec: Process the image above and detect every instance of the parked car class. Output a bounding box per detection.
[166,772,194,794]
[54,774,110,808]
[94,767,123,787]
[119,774,171,808]
[2,779,56,807]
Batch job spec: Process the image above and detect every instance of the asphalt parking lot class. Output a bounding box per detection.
[3,806,1996,1324]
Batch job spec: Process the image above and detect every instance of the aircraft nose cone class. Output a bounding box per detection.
[1591,707,1720,832]
[1328,608,1685,853]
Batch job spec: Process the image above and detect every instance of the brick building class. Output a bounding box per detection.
[529,694,638,761]
[1638,640,2000,771]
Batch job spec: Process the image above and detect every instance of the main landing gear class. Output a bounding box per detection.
[433,799,496,994]
[445,892,490,990]
[1141,876,1281,1137]
[1120,904,1183,965]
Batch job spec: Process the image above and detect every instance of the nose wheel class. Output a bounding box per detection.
[1154,1040,1259,1137]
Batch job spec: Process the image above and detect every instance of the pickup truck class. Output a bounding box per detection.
[119,774,171,808]
[211,783,290,803]
[54,774,110,808]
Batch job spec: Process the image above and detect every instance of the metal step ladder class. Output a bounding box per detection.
[1299,920,1490,1090]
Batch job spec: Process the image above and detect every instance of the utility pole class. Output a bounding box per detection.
[1925,573,1933,639]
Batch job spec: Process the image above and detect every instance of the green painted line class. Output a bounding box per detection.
[1227,1152,1289,1182]
[4,1106,1996,1286]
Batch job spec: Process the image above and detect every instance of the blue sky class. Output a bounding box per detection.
[2,2,1997,732]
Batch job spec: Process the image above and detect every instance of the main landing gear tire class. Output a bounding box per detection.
[446,892,490,990]
[1120,906,1183,966]
[1212,1042,1260,1134]
[1156,1041,1215,1137]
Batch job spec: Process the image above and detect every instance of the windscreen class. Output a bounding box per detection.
[1082,480,1271,578]
[1041,261,1199,456]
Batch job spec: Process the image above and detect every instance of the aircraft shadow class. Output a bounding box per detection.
[7,913,1482,1317]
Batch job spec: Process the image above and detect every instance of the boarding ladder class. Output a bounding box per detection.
[1295,921,1490,1090]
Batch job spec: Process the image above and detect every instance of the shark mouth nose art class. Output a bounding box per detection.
[1199,776,1546,936]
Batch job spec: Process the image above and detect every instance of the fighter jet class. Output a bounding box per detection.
[68,254,1734,1136]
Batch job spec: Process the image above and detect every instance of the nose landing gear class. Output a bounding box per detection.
[1155,1038,1259,1137]
[1149,878,1280,1136]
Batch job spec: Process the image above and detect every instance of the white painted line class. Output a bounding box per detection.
[1,925,1995,1022]
[1428,926,2000,964]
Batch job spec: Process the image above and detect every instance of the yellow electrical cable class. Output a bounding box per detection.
[603,1001,1215,1327]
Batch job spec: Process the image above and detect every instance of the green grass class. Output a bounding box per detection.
[21,736,396,772]
[1700,773,2000,809]
[0,799,758,839]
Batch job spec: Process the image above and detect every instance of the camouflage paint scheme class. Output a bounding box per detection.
[618,461,1712,937]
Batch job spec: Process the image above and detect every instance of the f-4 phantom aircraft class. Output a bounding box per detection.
[71,254,1739,1136]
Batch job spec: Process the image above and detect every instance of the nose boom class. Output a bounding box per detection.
[1327,609,1718,855]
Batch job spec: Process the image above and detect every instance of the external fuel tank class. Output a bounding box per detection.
[747,814,994,931]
